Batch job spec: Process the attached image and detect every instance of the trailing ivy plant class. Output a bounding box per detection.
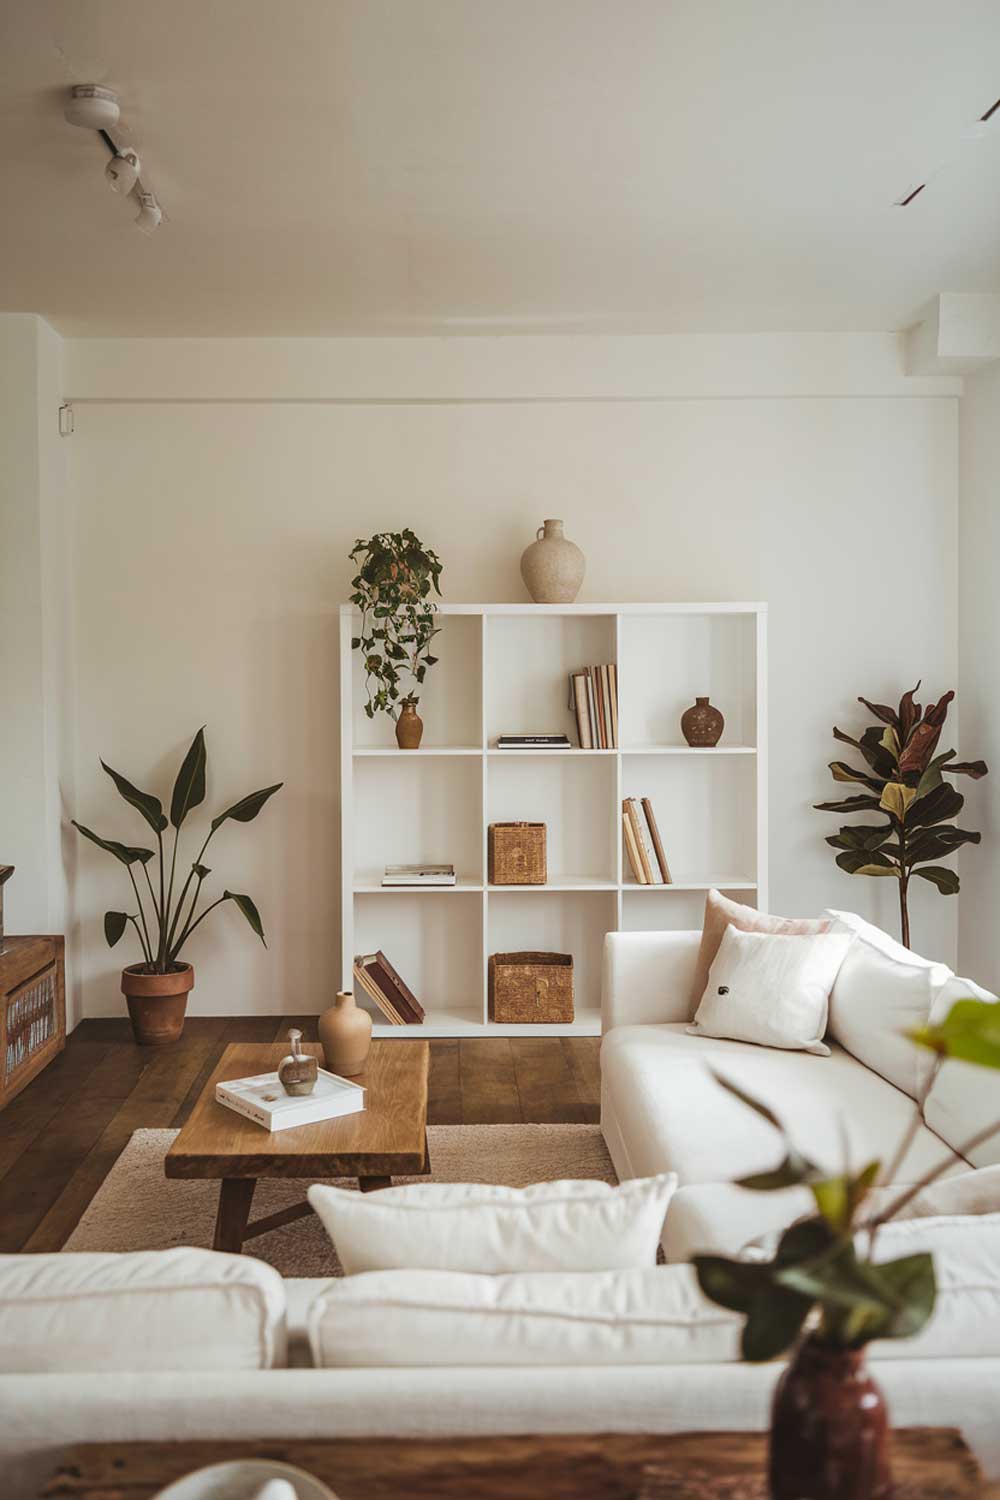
[72,728,282,974]
[814,684,987,948]
[349,530,443,719]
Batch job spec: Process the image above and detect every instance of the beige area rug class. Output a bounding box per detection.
[63,1125,618,1277]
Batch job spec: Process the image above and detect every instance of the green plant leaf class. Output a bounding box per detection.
[910,998,1000,1068]
[72,821,155,866]
[814,795,884,815]
[905,780,965,830]
[692,1255,768,1314]
[872,1253,936,1340]
[826,824,891,853]
[193,863,211,878]
[835,849,899,877]
[878,727,900,760]
[710,1070,783,1130]
[907,827,980,864]
[737,1154,818,1191]
[913,866,960,895]
[224,890,267,947]
[100,761,168,833]
[811,1175,852,1231]
[741,1288,813,1362]
[880,782,916,821]
[170,728,207,830]
[830,761,885,792]
[946,759,989,779]
[858,697,900,729]
[210,783,283,831]
[104,910,129,947]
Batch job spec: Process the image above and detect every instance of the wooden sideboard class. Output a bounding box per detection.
[0,935,65,1109]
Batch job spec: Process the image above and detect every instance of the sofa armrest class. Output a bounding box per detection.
[601,931,701,1033]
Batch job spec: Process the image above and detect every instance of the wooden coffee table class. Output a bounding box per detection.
[165,1040,429,1253]
[41,1430,985,1499]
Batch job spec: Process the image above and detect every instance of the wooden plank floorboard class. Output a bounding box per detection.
[8,1021,600,1251]
[459,1039,523,1123]
[510,1037,587,1124]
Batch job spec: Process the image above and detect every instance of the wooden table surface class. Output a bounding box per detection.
[165,1040,430,1180]
[41,1429,984,1500]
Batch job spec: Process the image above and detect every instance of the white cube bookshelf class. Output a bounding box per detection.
[340,603,767,1037]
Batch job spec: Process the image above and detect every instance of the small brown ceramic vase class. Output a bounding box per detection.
[121,962,194,1046]
[319,990,373,1077]
[395,700,424,750]
[277,1028,318,1096]
[769,1337,892,1500]
[681,696,724,746]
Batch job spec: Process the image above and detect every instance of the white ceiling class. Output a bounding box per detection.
[3,1,1000,337]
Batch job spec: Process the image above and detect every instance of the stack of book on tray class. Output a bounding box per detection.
[496,733,571,750]
[216,1068,366,1132]
[622,797,673,884]
[354,950,425,1024]
[569,665,618,749]
[382,864,456,887]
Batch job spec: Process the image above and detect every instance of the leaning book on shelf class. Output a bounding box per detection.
[623,809,647,883]
[354,950,425,1024]
[625,798,658,883]
[216,1068,366,1132]
[641,797,672,884]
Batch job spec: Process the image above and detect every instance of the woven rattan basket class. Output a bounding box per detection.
[488,822,547,885]
[488,951,574,1024]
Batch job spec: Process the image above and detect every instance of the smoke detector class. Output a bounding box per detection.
[64,84,120,130]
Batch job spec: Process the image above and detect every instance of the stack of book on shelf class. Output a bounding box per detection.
[622,797,672,884]
[496,733,571,750]
[353,950,425,1024]
[569,664,618,749]
[216,1068,366,1132]
[382,864,456,887]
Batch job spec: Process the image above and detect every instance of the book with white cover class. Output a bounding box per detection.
[216,1068,366,1132]
[383,863,456,886]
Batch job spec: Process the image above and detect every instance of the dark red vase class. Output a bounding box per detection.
[770,1337,892,1500]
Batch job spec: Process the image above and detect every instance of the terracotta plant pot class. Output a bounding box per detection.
[395,700,424,750]
[121,962,195,1046]
[769,1337,892,1500]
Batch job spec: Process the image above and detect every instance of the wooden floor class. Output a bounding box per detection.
[0,1018,601,1254]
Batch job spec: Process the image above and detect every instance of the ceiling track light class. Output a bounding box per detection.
[64,84,163,235]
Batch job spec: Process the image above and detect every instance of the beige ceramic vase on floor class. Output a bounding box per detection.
[520,519,586,603]
[319,990,373,1077]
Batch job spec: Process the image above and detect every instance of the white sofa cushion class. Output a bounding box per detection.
[307,1264,741,1367]
[0,1248,287,1372]
[688,926,851,1056]
[601,1024,965,1195]
[923,983,1000,1169]
[308,1175,677,1275]
[824,909,987,1099]
[688,890,834,1009]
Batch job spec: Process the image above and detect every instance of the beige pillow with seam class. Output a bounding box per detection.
[689,889,833,1007]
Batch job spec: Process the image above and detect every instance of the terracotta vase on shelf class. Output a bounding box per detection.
[319,990,373,1077]
[520,519,585,603]
[395,700,424,750]
[769,1338,892,1500]
[681,696,724,747]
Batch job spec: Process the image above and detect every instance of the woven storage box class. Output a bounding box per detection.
[488,822,547,885]
[489,951,574,1024]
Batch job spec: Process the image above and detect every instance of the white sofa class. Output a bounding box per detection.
[3,921,999,1496]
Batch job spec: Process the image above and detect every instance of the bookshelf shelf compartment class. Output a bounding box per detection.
[341,604,767,1038]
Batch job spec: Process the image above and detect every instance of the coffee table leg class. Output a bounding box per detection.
[214,1178,256,1252]
[358,1175,393,1192]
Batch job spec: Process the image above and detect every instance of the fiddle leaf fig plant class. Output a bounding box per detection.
[814,684,987,947]
[349,530,443,719]
[693,998,1000,1360]
[73,727,282,973]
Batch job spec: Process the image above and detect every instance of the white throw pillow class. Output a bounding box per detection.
[307,1175,677,1275]
[863,1164,1000,1221]
[923,979,1000,1166]
[307,1264,741,1367]
[0,1248,287,1372]
[687,925,853,1056]
[824,908,970,1098]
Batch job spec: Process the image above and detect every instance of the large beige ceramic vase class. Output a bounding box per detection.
[520,519,585,603]
[319,990,372,1077]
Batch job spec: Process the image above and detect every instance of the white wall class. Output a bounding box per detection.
[958,362,1000,990]
[0,315,75,1009]
[60,334,961,1018]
